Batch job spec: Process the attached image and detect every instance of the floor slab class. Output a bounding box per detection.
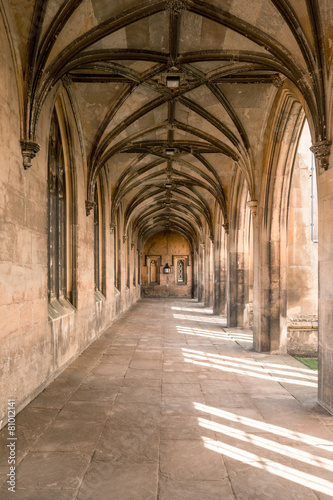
[0,298,332,499]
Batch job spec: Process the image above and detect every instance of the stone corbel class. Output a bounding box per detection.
[20,140,40,169]
[247,200,258,217]
[209,234,214,244]
[110,223,116,234]
[310,140,332,170]
[62,74,72,89]
[131,243,135,250]
[123,235,128,244]
[85,200,95,216]
[222,222,229,234]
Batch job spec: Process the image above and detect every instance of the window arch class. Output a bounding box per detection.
[94,177,105,295]
[48,108,75,305]
[114,208,121,291]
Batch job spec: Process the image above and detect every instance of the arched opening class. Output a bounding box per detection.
[141,231,192,298]
[286,120,318,356]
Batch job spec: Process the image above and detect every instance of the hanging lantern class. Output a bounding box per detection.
[163,263,171,274]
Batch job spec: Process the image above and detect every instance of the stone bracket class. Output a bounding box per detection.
[222,222,229,234]
[310,140,332,170]
[85,200,95,216]
[20,140,40,169]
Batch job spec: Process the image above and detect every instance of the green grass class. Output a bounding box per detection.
[295,357,318,371]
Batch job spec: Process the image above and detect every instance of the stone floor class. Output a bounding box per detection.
[1,298,333,500]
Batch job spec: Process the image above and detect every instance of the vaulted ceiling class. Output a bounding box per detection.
[11,0,330,246]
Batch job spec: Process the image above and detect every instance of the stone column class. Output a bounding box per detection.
[213,234,221,315]
[316,152,333,414]
[204,238,210,307]
[205,239,214,307]
[227,248,238,327]
[252,216,271,352]
[192,251,197,299]
[197,243,204,302]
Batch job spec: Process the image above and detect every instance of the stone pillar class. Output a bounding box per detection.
[220,230,228,316]
[213,235,221,315]
[252,217,271,352]
[227,230,246,327]
[252,204,288,353]
[204,239,210,307]
[317,162,333,414]
[227,248,238,327]
[197,243,204,302]
[192,251,197,299]
[205,239,214,307]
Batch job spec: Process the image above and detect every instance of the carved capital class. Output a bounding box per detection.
[20,140,40,169]
[310,140,332,170]
[247,200,258,217]
[123,235,128,244]
[110,223,116,234]
[131,243,135,250]
[167,0,188,13]
[222,222,229,234]
[85,200,95,216]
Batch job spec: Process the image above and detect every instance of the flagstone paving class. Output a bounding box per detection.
[0,298,332,499]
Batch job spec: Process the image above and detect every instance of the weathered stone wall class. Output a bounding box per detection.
[0,17,139,428]
[141,232,193,298]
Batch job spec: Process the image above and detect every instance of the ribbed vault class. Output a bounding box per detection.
[10,0,330,248]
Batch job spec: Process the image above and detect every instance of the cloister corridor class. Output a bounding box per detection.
[1,298,332,500]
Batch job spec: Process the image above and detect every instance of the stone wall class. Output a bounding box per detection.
[141,231,193,298]
[0,16,139,428]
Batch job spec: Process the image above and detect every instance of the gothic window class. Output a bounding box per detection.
[94,178,104,294]
[133,243,136,286]
[126,236,130,288]
[48,109,73,302]
[137,251,141,285]
[114,209,121,290]
[177,259,185,283]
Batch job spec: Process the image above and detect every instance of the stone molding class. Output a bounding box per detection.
[20,140,40,169]
[310,140,332,170]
